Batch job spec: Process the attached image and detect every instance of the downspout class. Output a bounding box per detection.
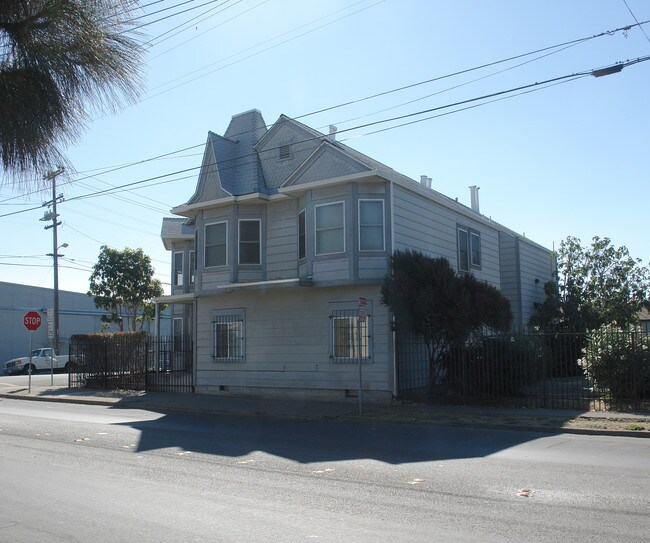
[154,302,160,377]
[389,179,398,399]
[192,297,198,393]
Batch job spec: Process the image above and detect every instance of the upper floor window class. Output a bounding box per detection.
[298,210,306,260]
[359,200,385,251]
[315,202,344,255]
[173,251,183,286]
[239,219,261,265]
[189,250,196,284]
[458,226,481,271]
[205,222,227,267]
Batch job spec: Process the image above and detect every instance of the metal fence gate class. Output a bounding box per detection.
[395,328,650,412]
[69,334,194,393]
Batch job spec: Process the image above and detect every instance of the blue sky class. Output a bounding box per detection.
[1,0,649,294]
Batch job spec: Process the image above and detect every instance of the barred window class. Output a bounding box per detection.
[330,308,370,362]
[212,312,244,362]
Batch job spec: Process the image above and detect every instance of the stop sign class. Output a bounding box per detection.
[23,311,42,331]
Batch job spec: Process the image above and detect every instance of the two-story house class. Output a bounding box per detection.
[159,109,554,401]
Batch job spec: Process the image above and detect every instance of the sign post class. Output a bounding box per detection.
[23,311,42,393]
[357,297,367,414]
[47,308,55,385]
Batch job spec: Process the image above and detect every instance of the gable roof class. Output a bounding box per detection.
[187,110,269,204]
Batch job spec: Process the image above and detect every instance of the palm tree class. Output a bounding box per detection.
[0,0,144,188]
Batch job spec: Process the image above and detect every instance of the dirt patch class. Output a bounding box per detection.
[360,406,649,434]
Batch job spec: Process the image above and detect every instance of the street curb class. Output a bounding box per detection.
[2,392,649,438]
[0,392,121,408]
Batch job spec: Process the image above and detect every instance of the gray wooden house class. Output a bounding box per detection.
[159,109,554,401]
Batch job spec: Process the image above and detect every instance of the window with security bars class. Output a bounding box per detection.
[330,309,370,362]
[212,313,244,362]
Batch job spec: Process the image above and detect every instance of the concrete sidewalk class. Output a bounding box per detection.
[0,383,649,437]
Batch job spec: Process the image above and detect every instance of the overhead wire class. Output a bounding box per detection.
[146,0,270,56]
[622,0,650,45]
[4,54,647,221]
[1,18,643,205]
[144,0,241,48]
[143,0,386,100]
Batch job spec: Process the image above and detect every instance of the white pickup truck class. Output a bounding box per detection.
[3,348,71,375]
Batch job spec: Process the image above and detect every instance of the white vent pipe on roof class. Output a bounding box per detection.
[420,175,432,189]
[469,185,480,213]
[328,125,337,141]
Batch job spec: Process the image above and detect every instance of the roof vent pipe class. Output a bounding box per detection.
[328,125,337,141]
[420,175,432,189]
[469,185,480,213]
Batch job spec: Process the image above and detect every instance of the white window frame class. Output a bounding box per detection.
[238,219,261,265]
[358,199,385,252]
[457,226,481,271]
[212,309,245,363]
[173,251,184,286]
[298,209,306,260]
[329,303,372,363]
[315,201,345,256]
[189,249,195,284]
[470,231,481,268]
[205,221,228,268]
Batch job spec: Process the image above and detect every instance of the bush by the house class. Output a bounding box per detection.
[579,324,650,405]
[443,334,545,398]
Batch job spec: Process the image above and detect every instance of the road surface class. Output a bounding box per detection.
[0,398,648,542]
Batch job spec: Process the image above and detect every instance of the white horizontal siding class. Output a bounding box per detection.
[266,199,298,279]
[358,257,388,280]
[194,285,392,394]
[519,240,554,326]
[392,185,500,287]
[312,258,350,281]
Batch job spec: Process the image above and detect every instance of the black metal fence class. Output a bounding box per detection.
[69,334,194,393]
[396,327,650,412]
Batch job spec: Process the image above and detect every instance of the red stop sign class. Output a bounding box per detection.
[24,311,42,331]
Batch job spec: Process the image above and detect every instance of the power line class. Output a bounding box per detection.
[3,54,646,222]
[622,0,650,46]
[146,0,270,56]
[130,0,231,31]
[144,0,242,48]
[2,18,643,204]
[142,0,385,100]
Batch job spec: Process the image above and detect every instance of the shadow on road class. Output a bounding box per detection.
[114,407,558,464]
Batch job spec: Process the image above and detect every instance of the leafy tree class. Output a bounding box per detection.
[531,236,649,331]
[0,0,143,187]
[381,250,512,392]
[579,323,650,404]
[88,246,164,332]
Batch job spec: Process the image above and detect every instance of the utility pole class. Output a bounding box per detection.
[42,168,65,376]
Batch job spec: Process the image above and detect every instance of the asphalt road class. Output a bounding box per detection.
[0,399,648,542]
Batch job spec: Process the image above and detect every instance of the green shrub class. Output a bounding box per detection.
[579,324,650,404]
[443,334,545,398]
